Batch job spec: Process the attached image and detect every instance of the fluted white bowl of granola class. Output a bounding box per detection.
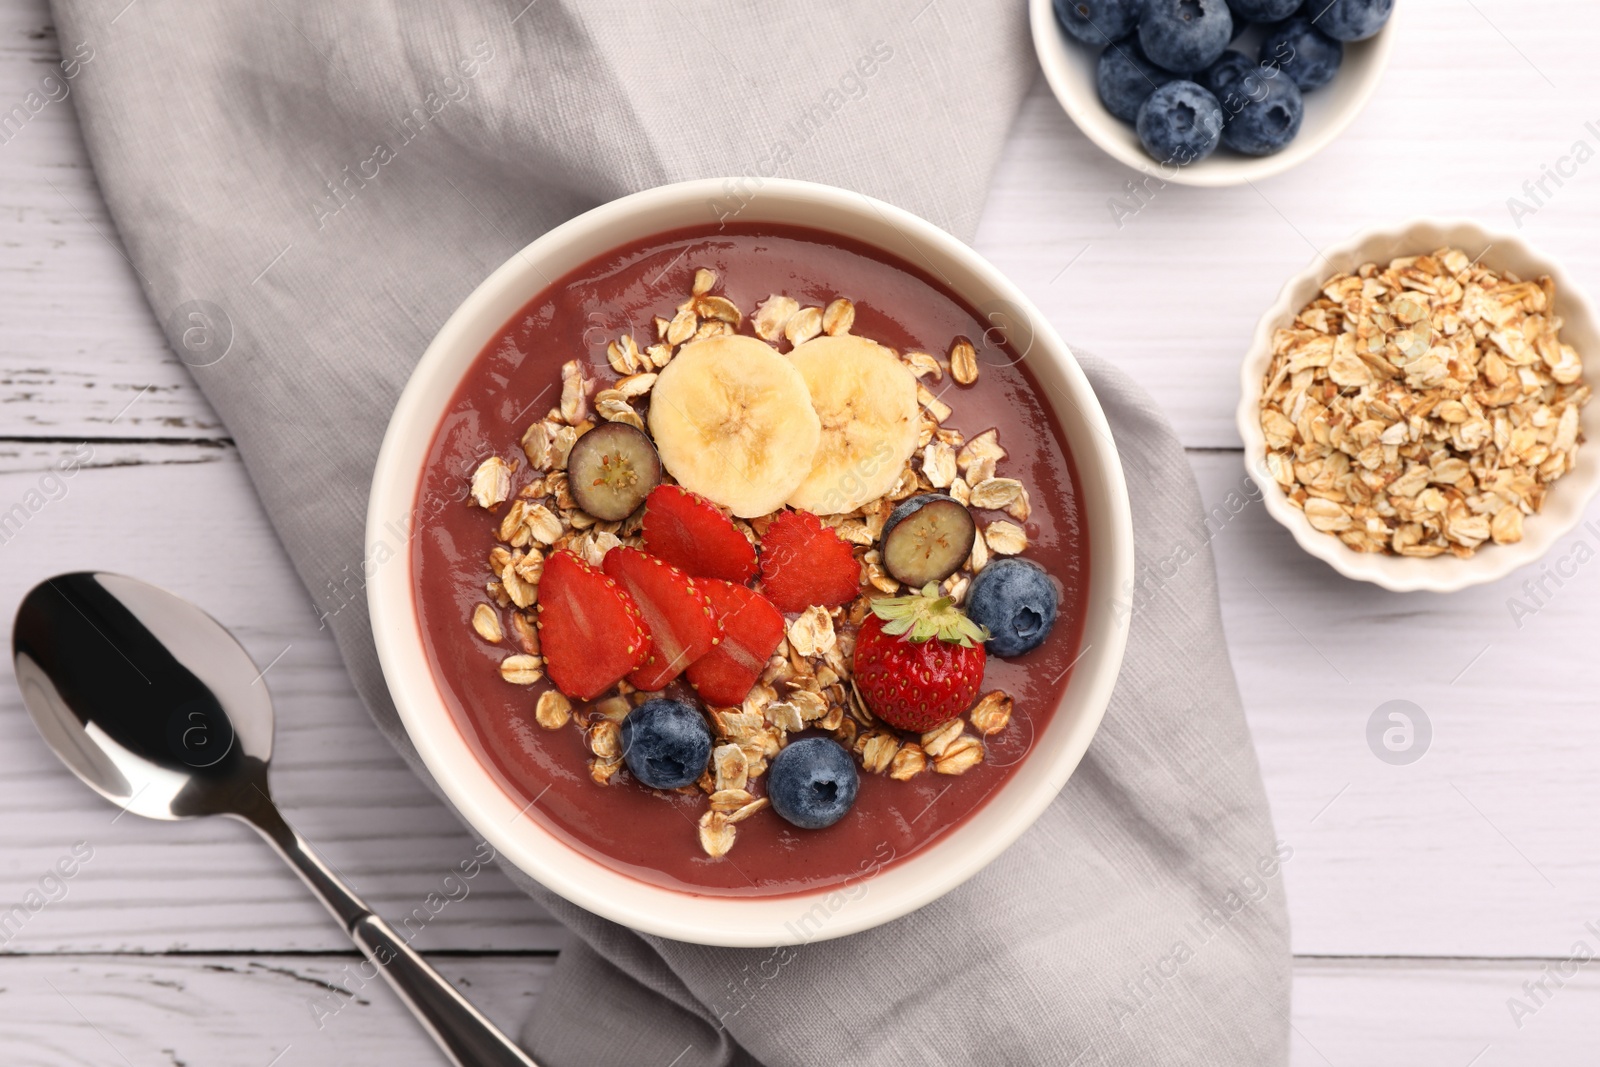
[1238,219,1599,592]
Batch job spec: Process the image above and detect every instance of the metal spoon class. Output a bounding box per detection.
[11,572,539,1067]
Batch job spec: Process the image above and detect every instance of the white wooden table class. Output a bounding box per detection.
[4,1,1599,1063]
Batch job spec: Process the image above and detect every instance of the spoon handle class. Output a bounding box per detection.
[241,801,541,1067]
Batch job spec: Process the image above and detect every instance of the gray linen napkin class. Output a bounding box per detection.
[49,0,1291,1063]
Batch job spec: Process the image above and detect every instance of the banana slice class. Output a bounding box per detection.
[786,335,920,515]
[648,334,821,518]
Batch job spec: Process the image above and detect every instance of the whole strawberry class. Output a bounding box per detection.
[852,584,988,732]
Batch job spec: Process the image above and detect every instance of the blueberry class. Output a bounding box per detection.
[620,699,712,790]
[1139,0,1233,74]
[1226,0,1301,21]
[1135,80,1224,165]
[1203,49,1261,116]
[965,558,1060,658]
[1220,69,1303,154]
[1052,0,1141,47]
[1260,17,1342,90]
[1303,0,1392,41]
[1097,36,1179,123]
[767,738,859,830]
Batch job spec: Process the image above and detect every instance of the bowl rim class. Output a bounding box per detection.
[1235,216,1600,592]
[365,177,1135,946]
[1027,0,1401,188]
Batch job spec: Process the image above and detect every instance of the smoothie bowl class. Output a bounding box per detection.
[367,179,1133,946]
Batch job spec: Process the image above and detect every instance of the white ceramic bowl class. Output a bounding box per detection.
[1237,218,1600,593]
[1029,0,1399,187]
[367,178,1134,946]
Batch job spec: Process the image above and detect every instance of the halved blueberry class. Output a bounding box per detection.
[880,494,977,588]
[565,422,662,521]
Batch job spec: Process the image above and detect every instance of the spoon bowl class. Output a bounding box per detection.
[13,572,271,821]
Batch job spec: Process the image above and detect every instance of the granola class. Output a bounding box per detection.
[1259,248,1589,557]
[463,267,1042,858]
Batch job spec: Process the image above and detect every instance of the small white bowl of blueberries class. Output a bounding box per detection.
[1030,0,1400,186]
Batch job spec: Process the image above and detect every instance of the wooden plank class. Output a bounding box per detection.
[0,443,562,953]
[0,438,227,475]
[1291,957,1600,1066]
[0,953,553,1066]
[0,8,224,441]
[1,954,1597,1065]
[1191,450,1600,958]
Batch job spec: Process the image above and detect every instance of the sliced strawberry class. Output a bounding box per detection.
[537,550,651,700]
[685,581,786,706]
[758,509,861,613]
[641,484,758,584]
[601,547,721,690]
